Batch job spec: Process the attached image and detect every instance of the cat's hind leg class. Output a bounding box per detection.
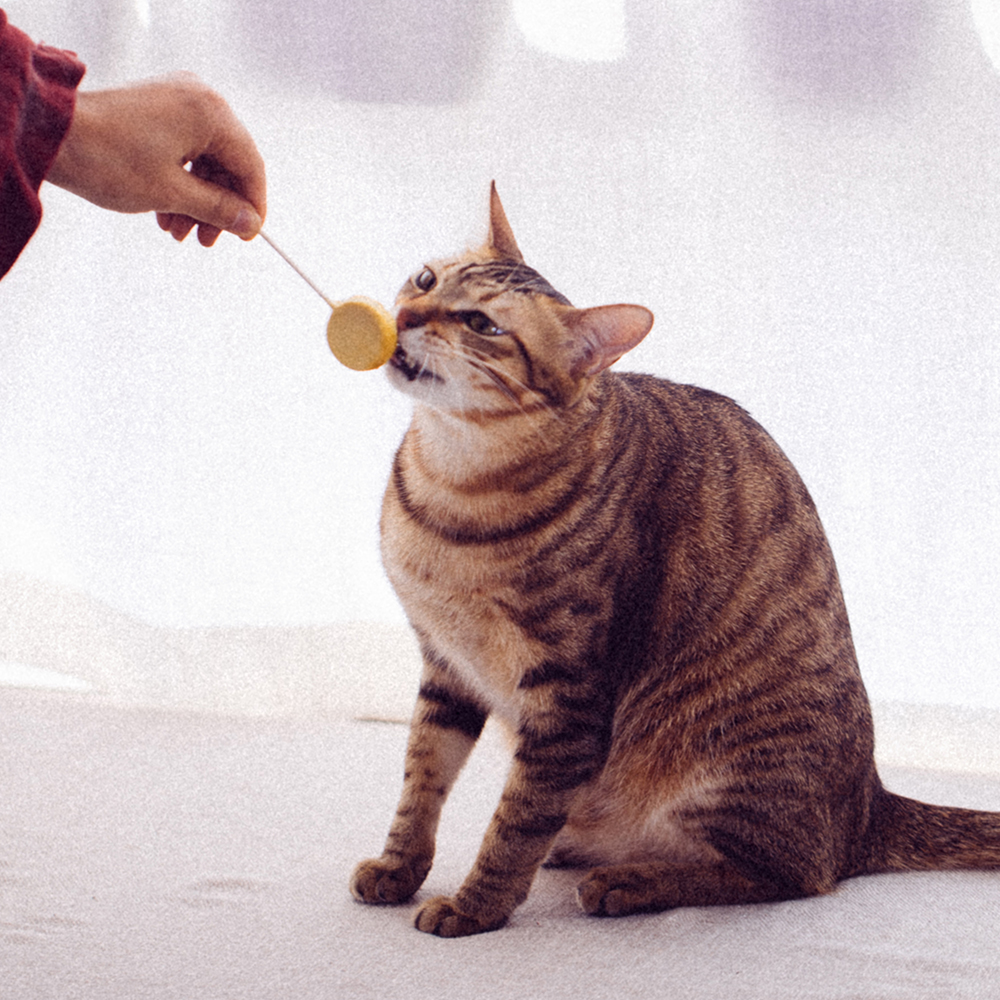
[577,860,835,917]
[575,804,841,916]
[576,858,827,917]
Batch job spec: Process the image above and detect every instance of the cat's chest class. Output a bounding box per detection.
[381,495,543,717]
[387,541,519,694]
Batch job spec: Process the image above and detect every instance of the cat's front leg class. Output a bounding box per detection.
[414,691,609,936]
[351,664,488,906]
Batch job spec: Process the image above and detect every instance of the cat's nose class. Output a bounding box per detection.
[396,307,426,332]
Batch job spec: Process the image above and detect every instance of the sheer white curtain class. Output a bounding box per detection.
[1,0,998,719]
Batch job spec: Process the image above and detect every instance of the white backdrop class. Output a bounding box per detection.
[1,0,999,711]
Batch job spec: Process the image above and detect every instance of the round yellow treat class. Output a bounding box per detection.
[326,296,397,371]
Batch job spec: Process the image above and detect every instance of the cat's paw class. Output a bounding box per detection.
[350,855,431,905]
[413,895,509,938]
[576,865,664,917]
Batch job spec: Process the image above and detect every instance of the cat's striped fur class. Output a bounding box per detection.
[350,184,1000,937]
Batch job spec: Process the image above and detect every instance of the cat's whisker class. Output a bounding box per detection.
[416,344,445,386]
[450,346,559,447]
[467,358,519,403]
[450,345,520,403]
[456,346,525,398]
[454,344,560,423]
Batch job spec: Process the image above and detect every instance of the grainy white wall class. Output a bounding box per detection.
[2,0,998,709]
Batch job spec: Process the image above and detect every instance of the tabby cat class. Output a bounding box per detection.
[350,183,1000,937]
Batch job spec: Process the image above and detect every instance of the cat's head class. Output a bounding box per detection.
[387,184,654,414]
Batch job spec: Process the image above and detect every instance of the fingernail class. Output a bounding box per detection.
[233,207,261,239]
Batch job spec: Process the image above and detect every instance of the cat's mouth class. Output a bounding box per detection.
[389,345,443,383]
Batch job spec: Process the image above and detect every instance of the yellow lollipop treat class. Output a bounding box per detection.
[326,296,397,371]
[259,230,397,371]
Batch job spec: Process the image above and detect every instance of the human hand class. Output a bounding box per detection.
[47,73,266,247]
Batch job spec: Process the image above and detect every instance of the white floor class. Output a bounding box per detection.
[1,685,998,1000]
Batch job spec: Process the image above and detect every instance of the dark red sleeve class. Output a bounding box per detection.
[0,10,85,278]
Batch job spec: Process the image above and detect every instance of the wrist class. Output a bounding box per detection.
[46,90,92,196]
[46,90,141,212]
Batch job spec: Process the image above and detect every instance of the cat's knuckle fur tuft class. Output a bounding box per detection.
[414,896,508,938]
[350,857,426,905]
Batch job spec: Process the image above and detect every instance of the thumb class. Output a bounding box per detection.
[171,168,263,240]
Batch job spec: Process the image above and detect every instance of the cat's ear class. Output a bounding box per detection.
[565,304,655,377]
[487,181,525,263]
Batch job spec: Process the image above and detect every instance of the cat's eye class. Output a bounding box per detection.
[414,267,436,292]
[461,311,503,337]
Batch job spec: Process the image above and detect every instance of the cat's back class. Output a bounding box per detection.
[608,369,860,692]
[609,369,815,524]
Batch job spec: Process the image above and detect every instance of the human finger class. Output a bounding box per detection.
[173,157,262,240]
[169,213,197,242]
[188,157,246,245]
[156,211,193,241]
[196,222,223,247]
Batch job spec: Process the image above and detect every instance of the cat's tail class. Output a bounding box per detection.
[856,787,1000,876]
